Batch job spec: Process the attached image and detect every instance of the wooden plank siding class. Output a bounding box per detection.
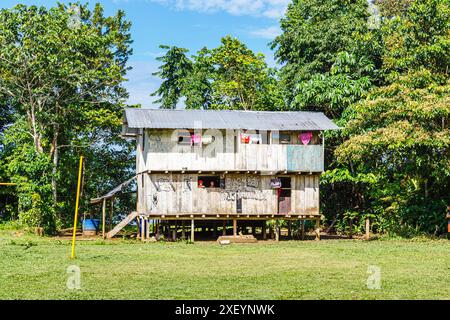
[144,129,324,173]
[142,173,320,217]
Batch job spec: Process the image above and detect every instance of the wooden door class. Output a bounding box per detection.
[277,177,291,214]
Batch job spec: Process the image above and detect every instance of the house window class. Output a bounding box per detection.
[177,129,202,146]
[271,131,292,144]
[198,175,222,189]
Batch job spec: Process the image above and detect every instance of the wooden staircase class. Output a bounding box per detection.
[106,211,138,239]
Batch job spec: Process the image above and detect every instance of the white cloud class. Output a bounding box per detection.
[249,25,281,39]
[113,0,290,19]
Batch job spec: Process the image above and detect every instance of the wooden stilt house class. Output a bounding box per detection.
[119,109,338,241]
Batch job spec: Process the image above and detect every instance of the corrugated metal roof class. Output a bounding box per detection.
[124,108,339,131]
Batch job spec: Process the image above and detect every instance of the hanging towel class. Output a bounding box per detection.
[300,131,313,145]
[191,134,202,145]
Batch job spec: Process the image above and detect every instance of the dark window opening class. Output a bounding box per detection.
[198,175,221,189]
[279,132,291,144]
[279,177,291,189]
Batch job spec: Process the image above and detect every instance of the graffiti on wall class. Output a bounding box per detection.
[222,176,267,201]
[156,178,172,192]
[183,177,193,192]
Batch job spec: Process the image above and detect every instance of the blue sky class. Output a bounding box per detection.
[1,0,289,107]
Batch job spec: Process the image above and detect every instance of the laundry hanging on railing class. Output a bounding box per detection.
[240,133,261,144]
[300,131,313,145]
[191,134,202,145]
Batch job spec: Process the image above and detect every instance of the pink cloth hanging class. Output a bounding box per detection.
[191,134,202,145]
[300,131,313,145]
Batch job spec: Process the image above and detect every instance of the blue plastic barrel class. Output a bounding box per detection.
[82,219,100,232]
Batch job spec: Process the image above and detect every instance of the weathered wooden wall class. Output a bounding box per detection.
[142,173,320,216]
[143,129,324,173]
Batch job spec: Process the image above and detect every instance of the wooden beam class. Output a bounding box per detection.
[288,221,292,239]
[146,217,150,241]
[109,197,114,232]
[365,217,370,240]
[106,211,138,239]
[301,220,305,240]
[262,222,267,240]
[102,199,106,239]
[275,221,280,242]
[315,218,321,241]
[181,220,186,239]
[233,219,237,237]
[191,219,195,242]
[141,217,145,242]
[156,221,160,240]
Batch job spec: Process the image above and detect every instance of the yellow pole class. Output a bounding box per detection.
[71,155,84,259]
[0,183,17,186]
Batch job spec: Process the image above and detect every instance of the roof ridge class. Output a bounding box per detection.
[125,108,324,114]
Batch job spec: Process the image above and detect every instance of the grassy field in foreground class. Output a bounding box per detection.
[0,230,449,300]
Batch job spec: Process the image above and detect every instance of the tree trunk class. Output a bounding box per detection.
[51,128,59,213]
[28,107,43,154]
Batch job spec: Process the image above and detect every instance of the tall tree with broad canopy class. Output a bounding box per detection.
[152,36,284,110]
[337,0,450,235]
[151,45,193,109]
[271,0,377,115]
[0,2,134,233]
[272,0,384,234]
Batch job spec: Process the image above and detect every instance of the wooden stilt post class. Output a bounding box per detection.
[349,219,353,239]
[156,221,160,240]
[139,216,143,241]
[365,217,370,240]
[315,217,321,241]
[275,220,280,242]
[288,221,292,239]
[301,220,305,240]
[173,221,177,240]
[233,219,237,237]
[102,199,106,239]
[262,221,267,240]
[191,219,195,242]
[222,220,226,236]
[146,217,150,241]
[181,221,186,239]
[109,197,114,231]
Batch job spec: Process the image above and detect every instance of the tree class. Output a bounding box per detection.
[183,47,214,110]
[152,36,284,110]
[374,0,413,18]
[336,0,450,235]
[151,45,192,109]
[0,3,133,233]
[271,0,374,111]
[208,36,283,110]
[271,0,384,233]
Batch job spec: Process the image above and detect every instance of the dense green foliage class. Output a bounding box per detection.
[336,0,450,235]
[152,0,449,236]
[272,0,449,236]
[271,0,377,115]
[152,36,285,110]
[1,0,448,237]
[0,3,134,233]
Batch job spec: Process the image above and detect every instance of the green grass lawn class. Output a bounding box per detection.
[0,229,449,300]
